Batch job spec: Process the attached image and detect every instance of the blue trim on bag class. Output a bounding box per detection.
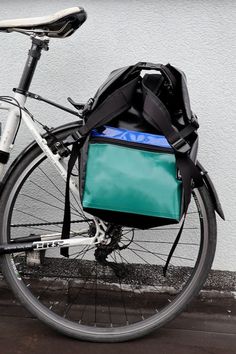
[91,126,171,149]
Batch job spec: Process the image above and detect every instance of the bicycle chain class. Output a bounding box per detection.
[11,219,93,228]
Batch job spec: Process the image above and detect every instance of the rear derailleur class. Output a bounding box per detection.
[93,223,128,278]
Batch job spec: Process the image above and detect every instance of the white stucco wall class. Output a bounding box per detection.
[0,0,235,270]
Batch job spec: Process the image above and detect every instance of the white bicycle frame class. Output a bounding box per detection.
[0,38,107,252]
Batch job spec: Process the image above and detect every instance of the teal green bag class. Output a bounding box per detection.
[61,62,203,259]
[81,126,183,228]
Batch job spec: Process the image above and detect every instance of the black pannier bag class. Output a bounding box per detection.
[62,62,203,258]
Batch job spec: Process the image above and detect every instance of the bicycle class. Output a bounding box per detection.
[0,7,224,342]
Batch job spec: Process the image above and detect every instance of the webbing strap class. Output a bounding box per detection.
[78,76,139,136]
[142,82,203,212]
[61,141,82,257]
[61,78,140,256]
[141,82,202,272]
[163,213,187,277]
[142,81,188,149]
[61,63,202,260]
[176,155,203,209]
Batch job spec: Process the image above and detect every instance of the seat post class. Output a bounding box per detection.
[17,36,49,93]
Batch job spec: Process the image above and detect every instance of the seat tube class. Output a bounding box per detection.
[0,37,49,180]
[0,92,26,180]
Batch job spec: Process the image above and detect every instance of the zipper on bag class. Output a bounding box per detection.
[90,136,173,154]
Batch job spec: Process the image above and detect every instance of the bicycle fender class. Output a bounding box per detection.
[0,121,82,198]
[197,161,225,220]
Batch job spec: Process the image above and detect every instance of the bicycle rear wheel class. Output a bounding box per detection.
[0,125,217,342]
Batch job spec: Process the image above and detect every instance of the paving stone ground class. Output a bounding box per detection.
[0,284,236,354]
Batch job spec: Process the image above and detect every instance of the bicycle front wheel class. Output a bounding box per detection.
[0,125,217,342]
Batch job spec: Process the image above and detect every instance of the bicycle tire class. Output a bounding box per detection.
[0,124,217,342]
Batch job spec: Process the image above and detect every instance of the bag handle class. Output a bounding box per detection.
[130,62,177,91]
[78,62,176,138]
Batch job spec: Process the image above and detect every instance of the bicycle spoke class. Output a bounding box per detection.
[69,245,95,258]
[39,167,86,220]
[122,246,195,262]
[20,193,79,217]
[131,240,199,246]
[13,209,80,235]
[113,252,128,325]
[14,208,63,230]
[94,262,98,326]
[1,125,213,337]
[35,245,92,302]
[13,225,63,234]
[111,251,145,321]
[121,236,167,264]
[70,189,91,226]
[29,179,78,214]
[141,227,198,231]
[102,266,112,327]
[38,166,66,199]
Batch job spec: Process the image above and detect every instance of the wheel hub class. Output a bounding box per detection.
[94,224,127,277]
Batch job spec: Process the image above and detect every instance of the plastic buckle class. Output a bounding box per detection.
[191,114,199,129]
[172,137,191,154]
[74,129,88,146]
[83,98,94,115]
